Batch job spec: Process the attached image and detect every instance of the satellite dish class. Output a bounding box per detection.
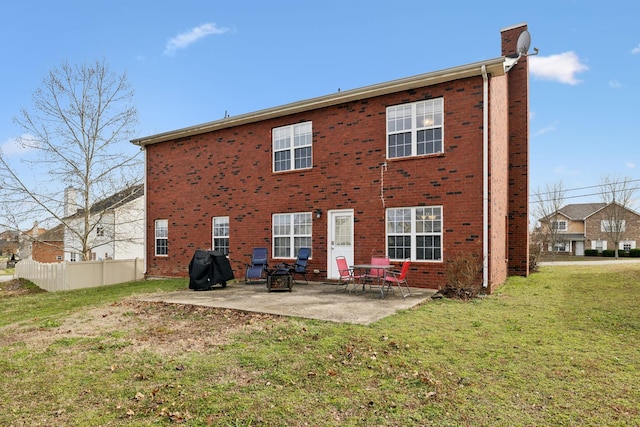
[516,30,531,56]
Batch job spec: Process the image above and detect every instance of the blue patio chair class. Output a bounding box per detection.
[245,247,268,283]
[287,247,311,284]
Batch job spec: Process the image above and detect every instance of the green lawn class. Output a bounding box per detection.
[0,265,638,426]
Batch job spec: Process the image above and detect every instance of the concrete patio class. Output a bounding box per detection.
[139,281,437,325]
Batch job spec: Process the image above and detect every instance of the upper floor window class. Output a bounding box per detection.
[96,225,105,236]
[212,216,229,255]
[551,220,567,231]
[273,212,312,258]
[155,219,168,256]
[601,220,626,233]
[387,99,443,159]
[386,206,442,261]
[273,122,312,172]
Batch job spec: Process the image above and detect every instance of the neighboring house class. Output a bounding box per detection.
[31,224,64,263]
[63,184,144,261]
[540,202,640,255]
[17,223,46,260]
[0,229,20,257]
[131,23,532,292]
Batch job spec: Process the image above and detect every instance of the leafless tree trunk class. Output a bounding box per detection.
[0,59,141,261]
[532,181,566,258]
[600,176,637,259]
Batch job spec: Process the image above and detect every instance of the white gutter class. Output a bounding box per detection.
[481,65,489,289]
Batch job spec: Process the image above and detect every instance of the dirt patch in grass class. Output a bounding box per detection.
[1,278,285,357]
[0,297,285,358]
[0,278,46,298]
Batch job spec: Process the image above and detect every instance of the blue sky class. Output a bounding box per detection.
[1,0,638,206]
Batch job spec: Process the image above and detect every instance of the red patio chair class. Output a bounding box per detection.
[383,259,412,298]
[365,255,391,284]
[335,256,363,293]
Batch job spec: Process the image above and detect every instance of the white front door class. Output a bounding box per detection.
[575,241,584,256]
[327,209,354,279]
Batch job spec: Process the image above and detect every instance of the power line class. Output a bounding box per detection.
[530,178,640,198]
[529,179,640,204]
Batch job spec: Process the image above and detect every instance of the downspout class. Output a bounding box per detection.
[142,146,148,276]
[481,65,489,289]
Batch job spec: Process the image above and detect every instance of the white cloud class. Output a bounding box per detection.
[529,52,588,85]
[609,80,622,89]
[626,161,636,169]
[164,23,229,56]
[552,165,580,176]
[0,134,38,156]
[632,44,640,54]
[532,122,558,137]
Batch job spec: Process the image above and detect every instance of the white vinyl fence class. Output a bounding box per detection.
[15,258,144,292]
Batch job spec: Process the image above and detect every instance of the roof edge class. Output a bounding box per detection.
[132,57,507,147]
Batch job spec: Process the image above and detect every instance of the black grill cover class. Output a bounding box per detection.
[188,250,234,290]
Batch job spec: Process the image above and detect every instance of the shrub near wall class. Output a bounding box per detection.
[584,249,599,257]
[630,248,640,257]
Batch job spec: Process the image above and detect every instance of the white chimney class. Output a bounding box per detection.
[64,187,79,217]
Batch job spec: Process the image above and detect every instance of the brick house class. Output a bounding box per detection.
[31,224,64,263]
[540,203,640,255]
[132,23,531,292]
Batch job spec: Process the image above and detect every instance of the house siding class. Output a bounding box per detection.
[140,24,530,291]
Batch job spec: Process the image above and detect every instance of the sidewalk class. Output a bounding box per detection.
[539,258,640,266]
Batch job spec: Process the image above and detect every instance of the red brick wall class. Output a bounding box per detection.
[502,24,530,276]
[32,241,64,263]
[144,76,494,290]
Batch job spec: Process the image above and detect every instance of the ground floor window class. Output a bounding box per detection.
[591,240,607,252]
[386,206,442,261]
[621,240,636,253]
[155,219,168,256]
[273,212,312,258]
[212,216,229,255]
[553,242,568,252]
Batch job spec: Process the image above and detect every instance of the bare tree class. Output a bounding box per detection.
[0,59,141,261]
[599,176,637,259]
[532,181,566,257]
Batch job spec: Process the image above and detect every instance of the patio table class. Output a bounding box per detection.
[350,264,393,298]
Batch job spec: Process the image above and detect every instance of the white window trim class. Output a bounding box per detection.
[619,240,636,250]
[272,121,313,172]
[272,212,312,259]
[155,219,168,256]
[591,240,607,251]
[386,206,443,262]
[386,98,444,159]
[212,216,230,255]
